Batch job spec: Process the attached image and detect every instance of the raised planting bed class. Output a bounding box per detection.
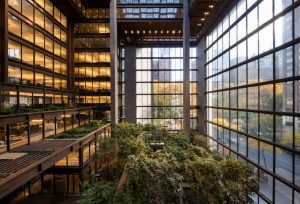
[48,121,105,139]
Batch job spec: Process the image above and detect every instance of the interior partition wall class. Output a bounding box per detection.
[205,0,300,203]
[136,47,197,131]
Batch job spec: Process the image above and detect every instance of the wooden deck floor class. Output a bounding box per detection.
[0,140,77,180]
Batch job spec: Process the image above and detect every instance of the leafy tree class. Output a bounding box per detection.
[81,123,258,204]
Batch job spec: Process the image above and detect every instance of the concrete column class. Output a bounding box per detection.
[110,0,118,124]
[183,0,190,138]
[124,46,137,123]
[197,39,206,136]
[0,0,8,82]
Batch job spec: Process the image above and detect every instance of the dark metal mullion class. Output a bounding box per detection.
[206,38,300,81]
[271,1,276,202]
[206,134,300,194]
[205,119,300,158]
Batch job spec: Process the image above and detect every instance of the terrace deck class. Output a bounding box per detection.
[0,124,111,200]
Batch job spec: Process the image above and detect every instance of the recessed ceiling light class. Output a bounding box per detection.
[201,18,205,21]
[172,30,176,34]
[131,30,134,34]
[197,23,202,26]
[137,30,140,34]
[125,30,128,34]
[209,5,214,9]
[204,12,209,15]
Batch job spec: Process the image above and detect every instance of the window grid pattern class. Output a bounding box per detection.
[7,0,68,90]
[205,0,300,203]
[136,47,197,131]
[74,23,111,106]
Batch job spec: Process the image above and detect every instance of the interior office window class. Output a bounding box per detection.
[61,80,67,90]
[45,17,53,35]
[8,0,21,12]
[61,47,67,59]
[35,72,44,87]
[61,14,67,28]
[45,37,53,53]
[35,9,44,28]
[54,42,61,57]
[275,12,292,47]
[45,75,53,87]
[35,51,44,67]
[8,66,21,84]
[22,0,33,21]
[54,24,60,40]
[45,0,53,15]
[45,56,53,71]
[36,0,45,9]
[21,69,33,85]
[61,63,67,75]
[54,78,61,89]
[22,46,33,65]
[22,22,34,43]
[54,60,61,73]
[54,7,61,24]
[35,31,44,48]
[8,13,21,37]
[8,40,21,60]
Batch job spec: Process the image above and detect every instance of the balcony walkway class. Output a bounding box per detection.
[0,124,111,200]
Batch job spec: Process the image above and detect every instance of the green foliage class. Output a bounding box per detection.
[80,180,116,204]
[48,121,105,139]
[81,122,258,204]
[121,152,183,204]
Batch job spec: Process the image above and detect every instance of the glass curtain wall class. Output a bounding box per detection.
[74,22,111,109]
[136,47,197,131]
[7,0,68,109]
[205,0,300,203]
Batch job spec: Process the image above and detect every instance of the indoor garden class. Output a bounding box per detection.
[81,123,258,204]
